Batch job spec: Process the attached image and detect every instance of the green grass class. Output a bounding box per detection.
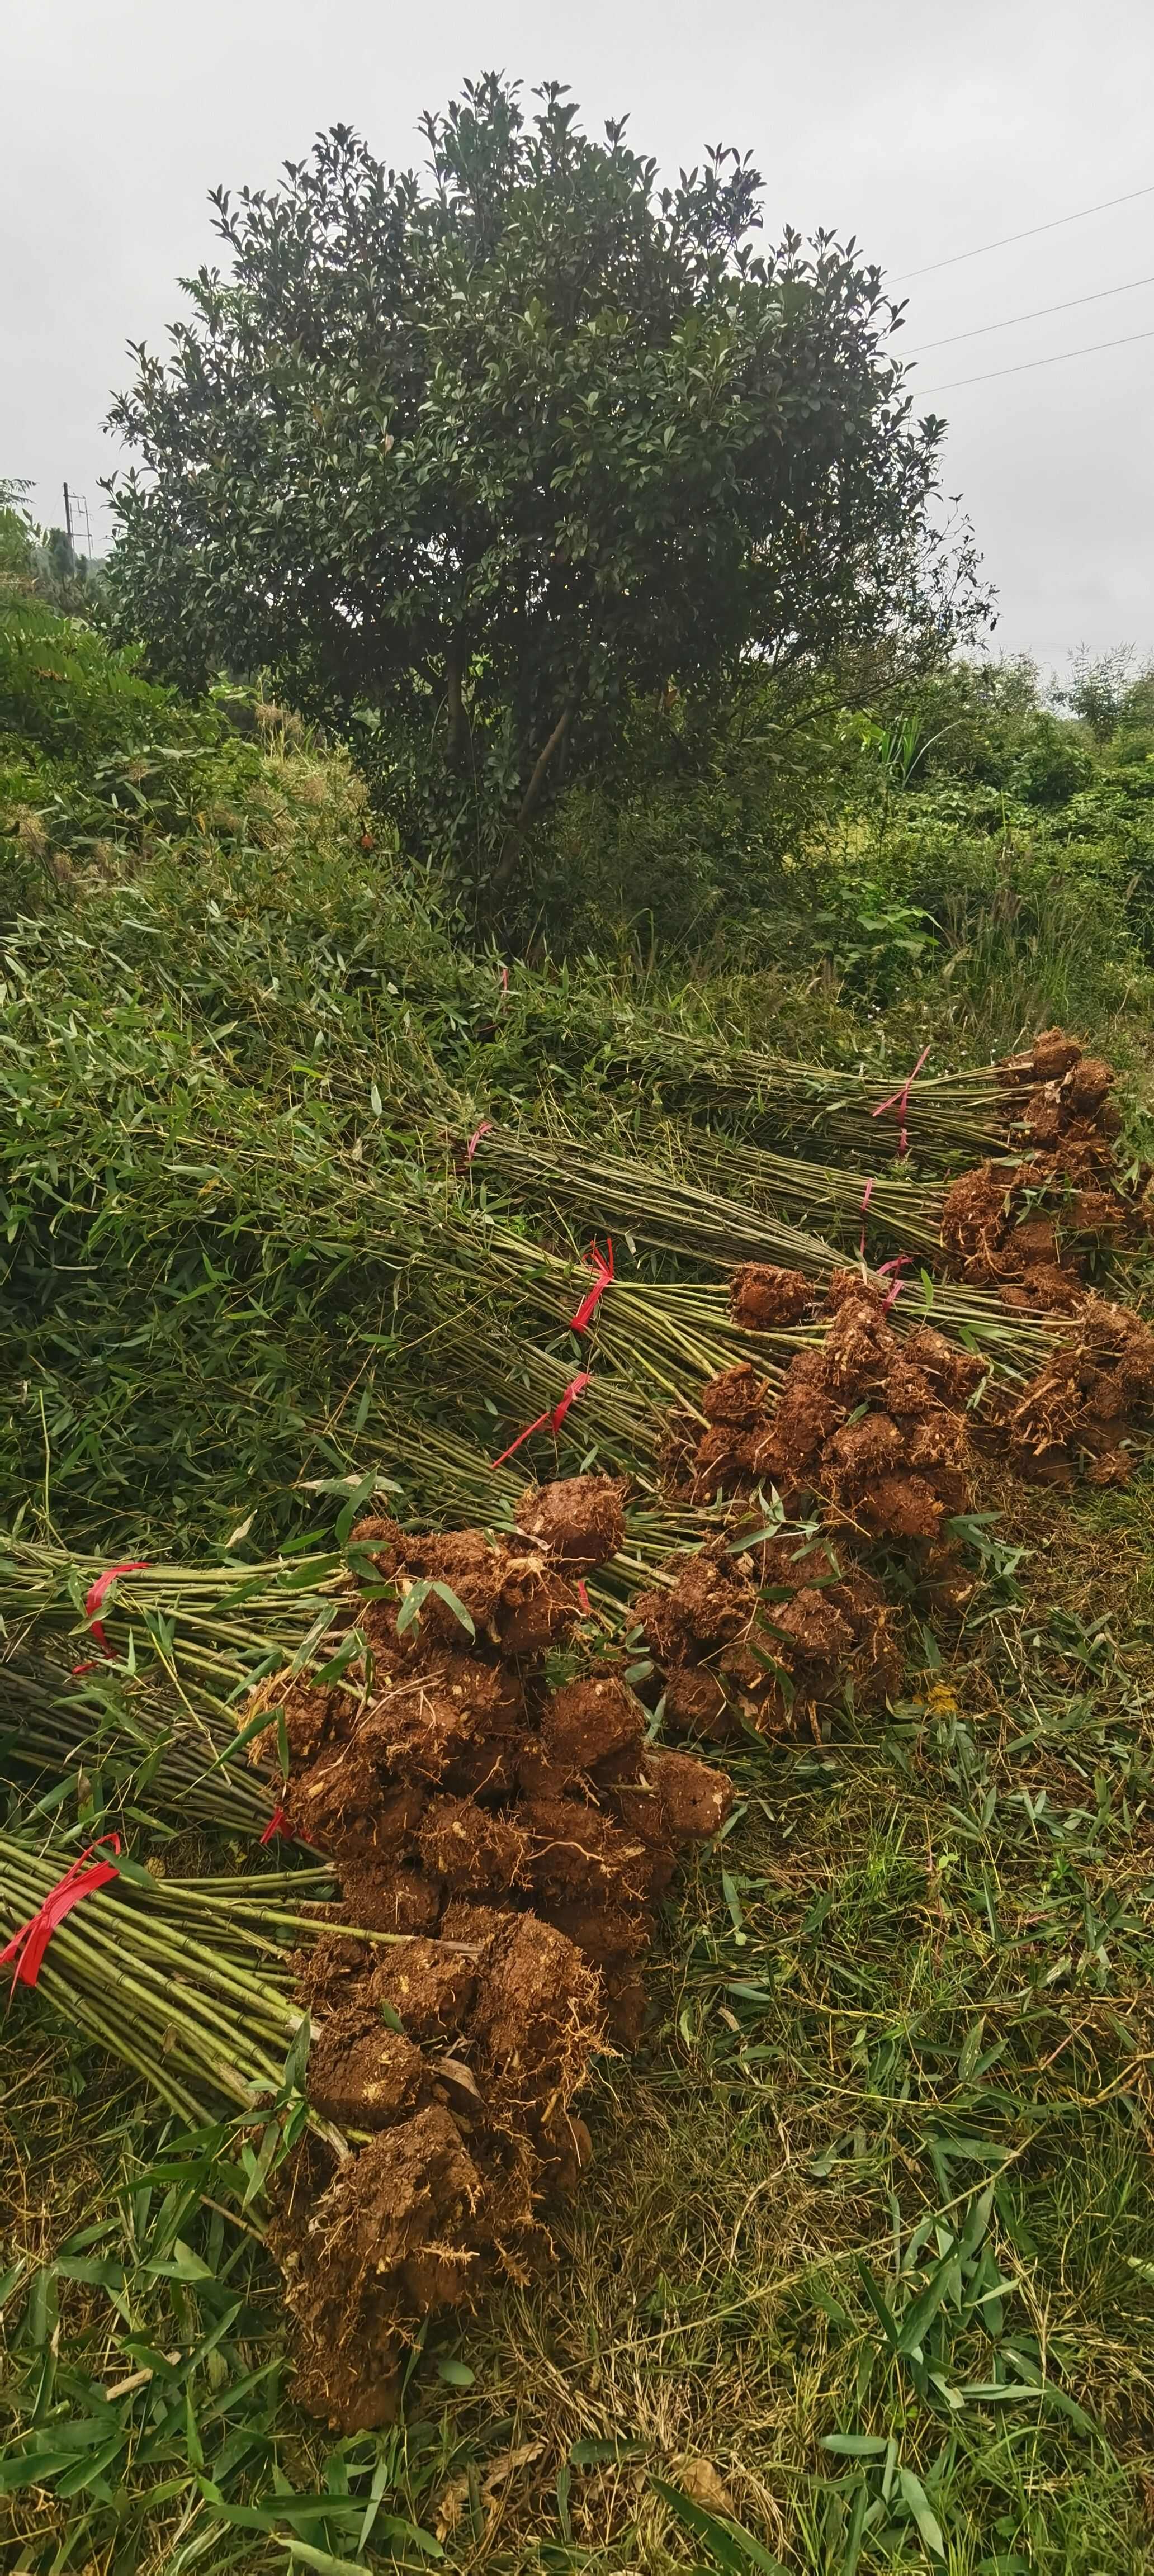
[6,596,1154,2572]
[6,1475,1154,2572]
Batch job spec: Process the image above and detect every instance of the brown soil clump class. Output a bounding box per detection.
[272,2108,485,2430]
[307,2010,427,2129]
[940,1150,1136,1311]
[542,1675,645,1772]
[248,1482,734,2428]
[370,1938,477,2038]
[730,1263,814,1329]
[675,1279,973,1546]
[988,1294,1154,1488]
[635,1527,900,1743]
[515,1474,628,1567]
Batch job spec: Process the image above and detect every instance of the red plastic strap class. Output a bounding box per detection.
[876,1253,912,1311]
[1,1835,122,1992]
[569,1238,614,1333]
[79,1559,150,1660]
[465,1121,494,1163]
[491,1371,592,1470]
[872,1044,930,1159]
[575,1580,591,1614]
[499,964,509,998]
[858,1175,875,1261]
[259,1805,289,1846]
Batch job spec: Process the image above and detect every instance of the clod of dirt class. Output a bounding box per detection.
[997,1029,1125,1157]
[902,1325,987,1408]
[542,1676,645,1773]
[636,1544,755,1666]
[661,1659,734,1741]
[691,1423,759,1500]
[730,1262,814,1329]
[700,1363,768,1425]
[521,1797,652,1910]
[599,1963,649,2049]
[417,1796,531,1896]
[515,1475,628,1568]
[245,1677,353,1773]
[940,1152,1132,1311]
[370,1939,478,2040]
[469,1911,605,2111]
[639,1528,899,1742]
[990,1293,1154,1484]
[494,1558,583,1659]
[352,1522,583,1660]
[307,2008,427,2129]
[275,2106,483,2428]
[543,1892,652,1967]
[642,1746,734,1841]
[266,1486,751,2431]
[337,1857,446,1936]
[362,1659,527,1788]
[685,1282,975,1546]
[290,1930,377,2014]
[1030,1027,1083,1084]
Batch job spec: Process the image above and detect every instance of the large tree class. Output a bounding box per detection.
[106,75,983,894]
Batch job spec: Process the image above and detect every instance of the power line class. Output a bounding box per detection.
[890,181,1154,285]
[904,271,1154,354]
[917,324,1154,395]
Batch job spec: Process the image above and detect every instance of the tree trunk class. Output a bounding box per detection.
[491,699,577,894]
[444,638,467,770]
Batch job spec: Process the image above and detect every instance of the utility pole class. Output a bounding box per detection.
[60,483,92,564]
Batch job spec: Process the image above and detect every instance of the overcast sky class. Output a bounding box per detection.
[4,0,1152,677]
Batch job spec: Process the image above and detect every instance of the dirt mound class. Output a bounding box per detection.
[1016,1029,1122,1145]
[635,1528,900,1742]
[940,1149,1137,1311]
[247,1481,734,2427]
[679,1280,973,1545]
[271,2107,487,2430]
[353,1519,583,1660]
[988,1293,1154,1488]
[730,1263,814,1329]
[542,1675,646,1772]
[989,1030,1143,1265]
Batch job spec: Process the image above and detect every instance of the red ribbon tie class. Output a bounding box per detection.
[872,1044,931,1158]
[259,1805,290,1846]
[876,1253,912,1311]
[569,1238,614,1333]
[858,1176,875,1262]
[75,1559,150,1665]
[1,1835,122,1991]
[465,1121,494,1164]
[491,1371,592,1469]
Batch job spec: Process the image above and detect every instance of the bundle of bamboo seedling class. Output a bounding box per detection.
[0,1837,338,2127]
[0,1462,720,1834]
[597,1035,1038,1163]
[459,1134,1061,1374]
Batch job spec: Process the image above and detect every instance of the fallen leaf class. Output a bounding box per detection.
[434,2443,543,2543]
[670,2456,738,2517]
[479,2440,543,2504]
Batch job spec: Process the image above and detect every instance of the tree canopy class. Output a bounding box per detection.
[106,74,987,894]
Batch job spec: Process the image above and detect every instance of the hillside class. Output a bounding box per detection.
[4,591,1154,2573]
